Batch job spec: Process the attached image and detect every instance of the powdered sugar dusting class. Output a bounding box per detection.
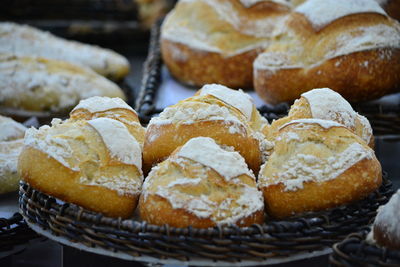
[87,118,142,170]
[72,96,134,114]
[0,116,26,141]
[259,142,374,191]
[200,84,254,119]
[177,137,254,181]
[373,189,400,243]
[280,118,344,130]
[295,0,386,30]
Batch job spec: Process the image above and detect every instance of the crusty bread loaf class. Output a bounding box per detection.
[70,96,145,146]
[139,137,264,228]
[0,115,26,194]
[372,189,400,250]
[258,119,382,218]
[0,22,130,80]
[0,55,126,115]
[143,84,273,174]
[254,0,400,103]
[18,115,143,218]
[161,0,290,88]
[266,88,374,147]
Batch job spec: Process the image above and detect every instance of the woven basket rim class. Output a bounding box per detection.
[330,228,400,266]
[19,176,393,238]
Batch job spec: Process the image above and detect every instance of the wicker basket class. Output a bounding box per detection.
[19,176,393,265]
[136,19,400,137]
[330,229,400,266]
[0,212,42,258]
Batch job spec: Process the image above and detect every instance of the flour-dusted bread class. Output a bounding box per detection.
[0,22,130,80]
[258,119,382,218]
[70,96,145,146]
[254,0,400,104]
[0,115,26,194]
[0,55,126,115]
[161,0,291,88]
[372,189,400,250]
[139,137,264,228]
[266,88,374,147]
[19,116,143,218]
[143,84,273,174]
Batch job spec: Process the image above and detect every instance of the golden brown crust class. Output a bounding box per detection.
[139,194,264,228]
[373,226,400,250]
[19,147,138,218]
[143,120,261,174]
[261,158,382,218]
[254,48,400,104]
[161,39,262,88]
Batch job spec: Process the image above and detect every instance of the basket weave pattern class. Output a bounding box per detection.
[19,178,393,262]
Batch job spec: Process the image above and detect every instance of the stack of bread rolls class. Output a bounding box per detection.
[161,0,400,103]
[0,22,130,117]
[18,85,383,229]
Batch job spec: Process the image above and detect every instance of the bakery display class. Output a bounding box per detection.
[266,88,374,147]
[143,84,272,174]
[254,0,400,104]
[258,119,382,218]
[0,55,126,115]
[18,98,144,218]
[161,0,291,88]
[0,115,26,194]
[0,22,130,80]
[139,137,264,228]
[371,189,400,250]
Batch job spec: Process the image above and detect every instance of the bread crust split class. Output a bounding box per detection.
[258,120,382,218]
[19,148,139,218]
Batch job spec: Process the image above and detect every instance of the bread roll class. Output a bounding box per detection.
[161,0,290,88]
[143,84,273,174]
[70,96,145,146]
[258,119,382,218]
[254,0,400,104]
[372,189,400,250]
[266,88,373,147]
[0,22,130,80]
[0,115,26,194]
[139,137,264,228]
[18,117,143,218]
[0,55,126,115]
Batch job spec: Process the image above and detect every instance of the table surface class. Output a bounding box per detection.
[1,41,400,267]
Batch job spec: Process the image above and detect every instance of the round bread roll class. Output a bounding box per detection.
[143,84,273,174]
[0,22,130,80]
[18,117,143,218]
[0,55,126,115]
[0,115,26,194]
[139,137,264,228]
[372,189,400,250]
[70,96,145,145]
[196,84,270,133]
[161,0,290,88]
[254,0,400,104]
[266,88,373,147]
[258,119,382,218]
